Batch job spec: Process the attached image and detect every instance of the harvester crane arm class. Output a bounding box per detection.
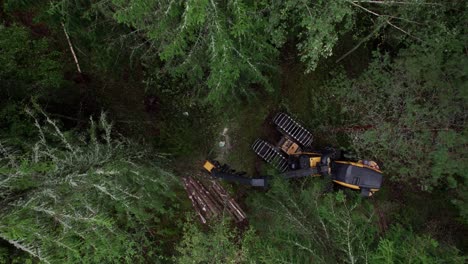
[203,160,268,187]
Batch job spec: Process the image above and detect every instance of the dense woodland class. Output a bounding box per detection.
[0,0,467,263]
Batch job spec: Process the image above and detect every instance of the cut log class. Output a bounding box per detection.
[182,176,247,224]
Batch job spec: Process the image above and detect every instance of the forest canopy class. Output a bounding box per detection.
[0,0,467,263]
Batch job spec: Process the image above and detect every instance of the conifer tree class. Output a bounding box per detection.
[0,111,183,263]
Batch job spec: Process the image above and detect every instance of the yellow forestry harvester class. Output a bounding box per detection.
[204,113,383,197]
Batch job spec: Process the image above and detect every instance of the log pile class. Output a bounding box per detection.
[182,176,247,224]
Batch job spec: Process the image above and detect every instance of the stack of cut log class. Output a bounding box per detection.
[182,177,246,224]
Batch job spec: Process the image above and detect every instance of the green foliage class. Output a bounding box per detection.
[111,0,277,106]
[452,184,468,225]
[266,0,355,72]
[0,242,34,264]
[0,111,184,263]
[327,6,468,219]
[245,178,377,263]
[176,180,465,263]
[361,1,465,48]
[2,0,41,12]
[0,102,37,148]
[318,2,468,223]
[0,24,64,148]
[91,0,360,106]
[175,218,246,263]
[45,0,142,75]
[370,225,465,264]
[0,25,63,100]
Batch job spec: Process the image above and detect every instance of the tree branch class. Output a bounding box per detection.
[348,1,423,42]
[336,21,385,63]
[61,22,82,74]
[387,19,422,42]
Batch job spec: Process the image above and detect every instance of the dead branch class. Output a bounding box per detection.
[348,1,423,42]
[336,22,385,63]
[386,19,422,42]
[61,22,82,74]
